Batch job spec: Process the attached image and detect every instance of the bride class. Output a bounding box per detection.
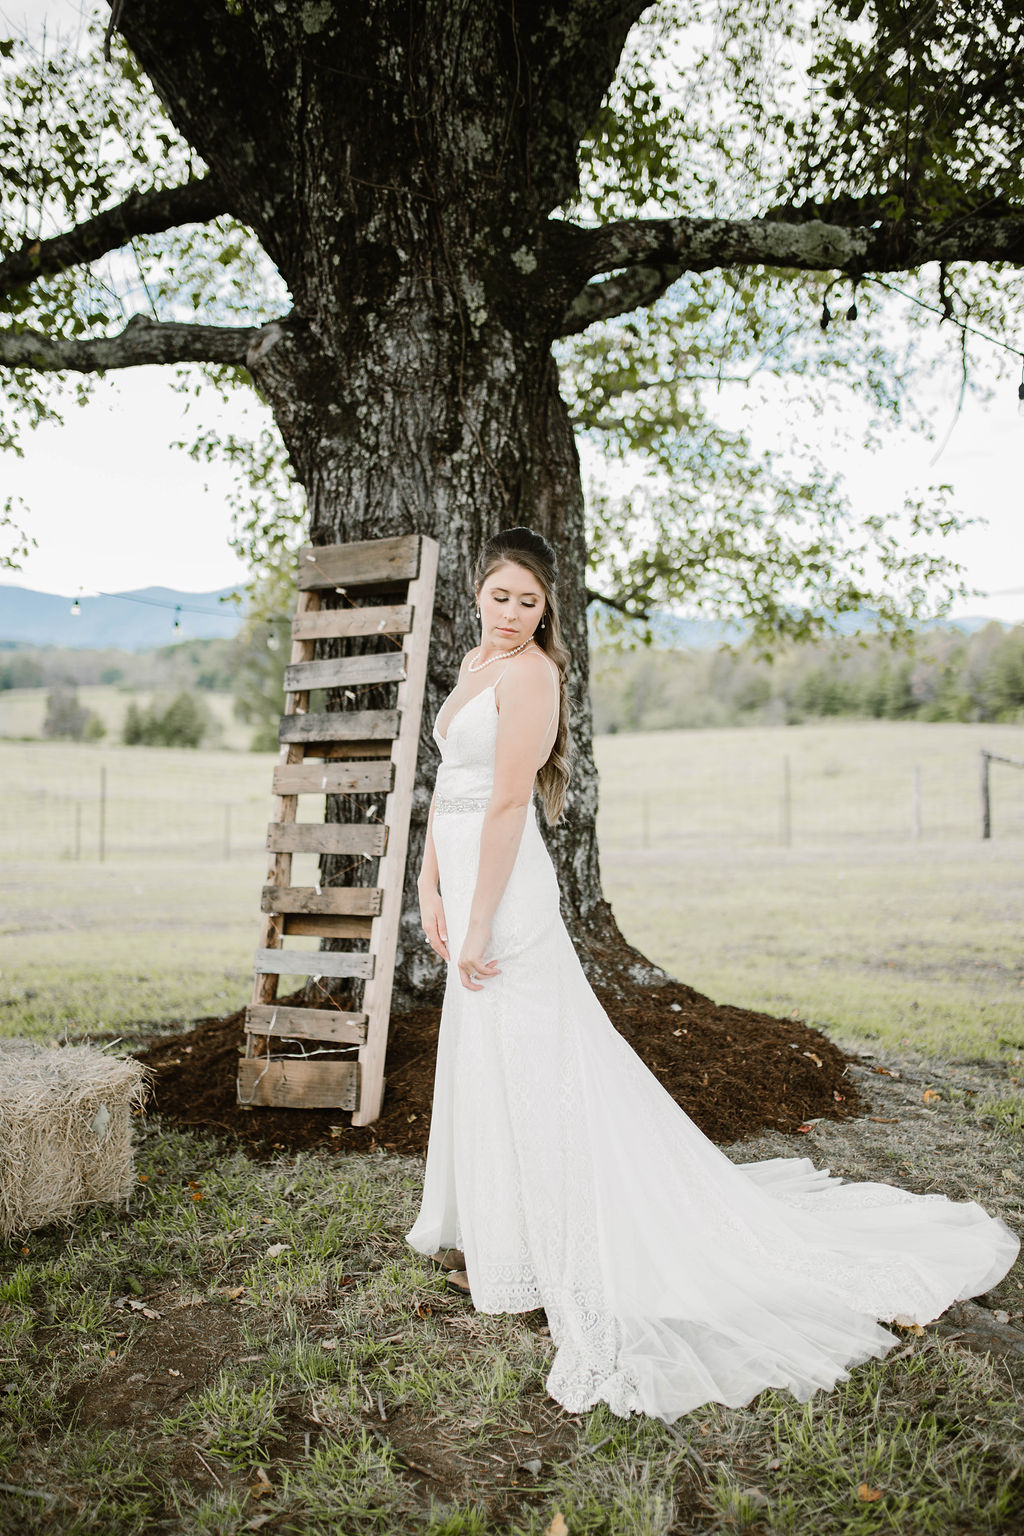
[405,525,1019,1423]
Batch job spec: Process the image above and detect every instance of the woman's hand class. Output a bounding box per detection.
[458,918,501,992]
[418,882,449,962]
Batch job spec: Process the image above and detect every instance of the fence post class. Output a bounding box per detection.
[912,765,922,841]
[779,755,792,846]
[74,800,82,861]
[98,766,106,863]
[224,802,232,861]
[980,750,991,840]
[641,793,650,849]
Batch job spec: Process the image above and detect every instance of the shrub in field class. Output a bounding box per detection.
[42,685,105,741]
[122,690,211,748]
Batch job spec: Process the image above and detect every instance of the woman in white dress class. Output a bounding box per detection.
[406,525,1019,1424]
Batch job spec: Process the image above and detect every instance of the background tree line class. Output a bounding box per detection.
[592,622,1024,733]
[7,620,1023,748]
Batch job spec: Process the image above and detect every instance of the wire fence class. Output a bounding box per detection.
[2,755,1023,863]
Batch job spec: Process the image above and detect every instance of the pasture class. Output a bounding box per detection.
[1,720,1023,1535]
[2,719,1022,1058]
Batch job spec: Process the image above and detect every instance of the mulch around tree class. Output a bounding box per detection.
[135,980,862,1159]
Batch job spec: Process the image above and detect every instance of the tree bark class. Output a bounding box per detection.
[112,0,666,1003]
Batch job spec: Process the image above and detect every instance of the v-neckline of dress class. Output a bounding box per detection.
[434,679,499,743]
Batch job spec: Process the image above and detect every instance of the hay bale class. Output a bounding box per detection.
[0,1039,148,1237]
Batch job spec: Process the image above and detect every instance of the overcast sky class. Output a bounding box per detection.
[2,0,1022,626]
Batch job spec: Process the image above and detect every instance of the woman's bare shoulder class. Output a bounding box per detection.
[500,645,559,698]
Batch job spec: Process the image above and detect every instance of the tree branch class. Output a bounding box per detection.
[561,261,683,334]
[0,175,230,296]
[0,313,266,371]
[585,584,650,619]
[558,211,1024,333]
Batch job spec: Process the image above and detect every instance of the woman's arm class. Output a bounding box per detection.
[458,656,556,990]
[417,787,448,960]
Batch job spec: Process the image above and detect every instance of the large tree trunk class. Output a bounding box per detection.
[117,0,666,1002]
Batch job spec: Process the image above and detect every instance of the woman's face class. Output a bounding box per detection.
[477,561,547,649]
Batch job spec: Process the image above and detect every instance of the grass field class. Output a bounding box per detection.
[2,720,1023,1057]
[2,721,1024,1534]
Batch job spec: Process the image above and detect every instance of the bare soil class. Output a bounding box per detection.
[135,980,862,1158]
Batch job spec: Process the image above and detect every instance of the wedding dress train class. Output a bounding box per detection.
[406,672,1019,1422]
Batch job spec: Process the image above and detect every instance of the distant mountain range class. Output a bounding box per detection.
[0,584,244,650]
[0,582,1008,653]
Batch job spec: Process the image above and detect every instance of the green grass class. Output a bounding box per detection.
[1,1125,1021,1534]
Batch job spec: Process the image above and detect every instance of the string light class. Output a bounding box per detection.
[69,595,81,617]
[172,605,182,632]
[869,278,1024,418]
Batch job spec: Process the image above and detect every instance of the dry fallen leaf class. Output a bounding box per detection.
[265,1243,289,1259]
[802,1051,823,1067]
[220,1287,246,1300]
[922,1088,941,1103]
[857,1483,884,1502]
[545,1515,568,1536]
[321,1337,339,1351]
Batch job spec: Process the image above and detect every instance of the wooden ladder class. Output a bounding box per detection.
[238,533,439,1127]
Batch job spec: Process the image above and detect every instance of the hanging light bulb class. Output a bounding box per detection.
[70,596,81,617]
[267,630,280,651]
[173,604,182,632]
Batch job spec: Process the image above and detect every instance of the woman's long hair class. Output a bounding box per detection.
[474,526,574,824]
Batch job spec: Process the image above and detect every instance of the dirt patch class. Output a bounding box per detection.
[66,1299,245,1435]
[135,981,860,1158]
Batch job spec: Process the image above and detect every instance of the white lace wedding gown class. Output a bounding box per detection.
[405,671,1020,1423]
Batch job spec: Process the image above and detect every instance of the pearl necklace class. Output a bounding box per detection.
[467,637,534,672]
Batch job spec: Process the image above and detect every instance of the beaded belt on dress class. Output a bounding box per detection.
[435,795,490,814]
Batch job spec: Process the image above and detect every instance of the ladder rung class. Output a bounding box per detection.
[279,709,399,744]
[290,603,412,641]
[271,761,394,795]
[238,1058,359,1110]
[261,885,383,916]
[266,823,387,856]
[246,1003,367,1045]
[283,652,407,692]
[253,947,375,979]
[271,761,394,796]
[297,536,420,591]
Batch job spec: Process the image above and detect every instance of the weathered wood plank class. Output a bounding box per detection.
[290,603,412,641]
[279,709,399,744]
[354,535,439,1127]
[283,652,407,693]
[297,537,421,591]
[283,913,373,939]
[266,823,387,856]
[261,885,383,916]
[253,947,375,979]
[271,761,395,795]
[237,1058,359,1110]
[245,1003,367,1046]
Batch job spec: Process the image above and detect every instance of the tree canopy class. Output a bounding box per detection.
[3,1,1021,644]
